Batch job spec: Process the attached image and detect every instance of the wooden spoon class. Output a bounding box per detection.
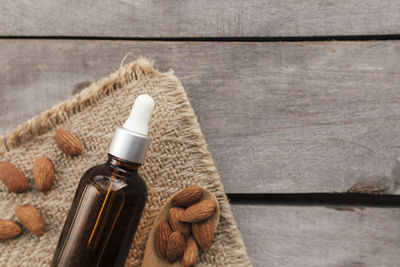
[142,188,220,267]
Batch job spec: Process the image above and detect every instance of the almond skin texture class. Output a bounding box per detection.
[0,219,22,240]
[33,156,55,192]
[172,186,203,207]
[154,220,172,259]
[54,129,83,156]
[166,231,185,263]
[182,235,199,267]
[15,204,45,236]
[181,199,217,223]
[192,219,213,250]
[168,207,190,238]
[0,162,28,193]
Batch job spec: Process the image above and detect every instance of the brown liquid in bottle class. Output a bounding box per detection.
[51,155,147,267]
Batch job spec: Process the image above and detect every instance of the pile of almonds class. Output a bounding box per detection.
[155,186,217,266]
[0,130,83,240]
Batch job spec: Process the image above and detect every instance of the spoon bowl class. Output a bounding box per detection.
[142,188,220,267]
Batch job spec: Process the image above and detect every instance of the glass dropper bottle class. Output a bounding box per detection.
[51,94,155,267]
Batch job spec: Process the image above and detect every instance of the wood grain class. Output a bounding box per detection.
[231,204,400,267]
[1,40,400,194]
[2,1,400,37]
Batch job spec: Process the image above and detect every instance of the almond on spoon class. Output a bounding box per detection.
[168,207,190,238]
[166,231,185,263]
[192,219,214,250]
[171,186,203,207]
[181,199,217,223]
[155,220,172,258]
[182,235,199,267]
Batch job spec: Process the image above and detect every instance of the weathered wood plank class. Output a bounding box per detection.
[2,1,400,37]
[231,204,400,267]
[1,40,400,194]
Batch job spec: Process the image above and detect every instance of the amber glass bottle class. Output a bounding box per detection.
[51,95,155,267]
[51,155,147,266]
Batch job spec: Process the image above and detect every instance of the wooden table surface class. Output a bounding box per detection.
[1,1,400,266]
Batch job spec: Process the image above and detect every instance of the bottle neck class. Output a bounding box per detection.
[106,154,140,172]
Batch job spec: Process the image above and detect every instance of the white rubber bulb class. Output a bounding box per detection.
[123,94,155,136]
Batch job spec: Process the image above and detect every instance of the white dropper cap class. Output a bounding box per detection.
[123,94,155,136]
[108,94,155,163]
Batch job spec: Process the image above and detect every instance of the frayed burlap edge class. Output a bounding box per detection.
[0,57,155,152]
[0,58,251,266]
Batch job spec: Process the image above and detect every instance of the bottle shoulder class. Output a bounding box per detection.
[80,163,147,196]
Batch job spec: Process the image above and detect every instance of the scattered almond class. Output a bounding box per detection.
[192,219,213,250]
[182,235,199,267]
[14,204,45,236]
[155,220,172,259]
[172,186,203,207]
[0,219,22,240]
[55,129,83,156]
[166,231,185,263]
[168,207,190,238]
[33,156,55,192]
[181,199,217,223]
[0,162,29,193]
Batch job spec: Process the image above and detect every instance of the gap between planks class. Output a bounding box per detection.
[227,193,400,207]
[3,34,400,42]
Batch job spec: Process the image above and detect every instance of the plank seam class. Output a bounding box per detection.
[227,193,400,207]
[3,35,400,42]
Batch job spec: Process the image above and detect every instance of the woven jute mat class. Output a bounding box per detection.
[0,58,252,266]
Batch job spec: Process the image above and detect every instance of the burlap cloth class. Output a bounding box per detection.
[0,58,251,266]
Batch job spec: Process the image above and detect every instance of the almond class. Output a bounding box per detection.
[154,220,172,259]
[33,156,55,192]
[0,162,28,193]
[192,219,213,250]
[166,231,185,263]
[172,186,203,207]
[168,207,190,238]
[15,204,45,236]
[181,199,217,223]
[182,235,199,267]
[0,219,22,240]
[55,129,83,156]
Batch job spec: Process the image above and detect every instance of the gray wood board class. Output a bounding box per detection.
[2,1,400,37]
[1,40,400,194]
[231,204,400,267]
